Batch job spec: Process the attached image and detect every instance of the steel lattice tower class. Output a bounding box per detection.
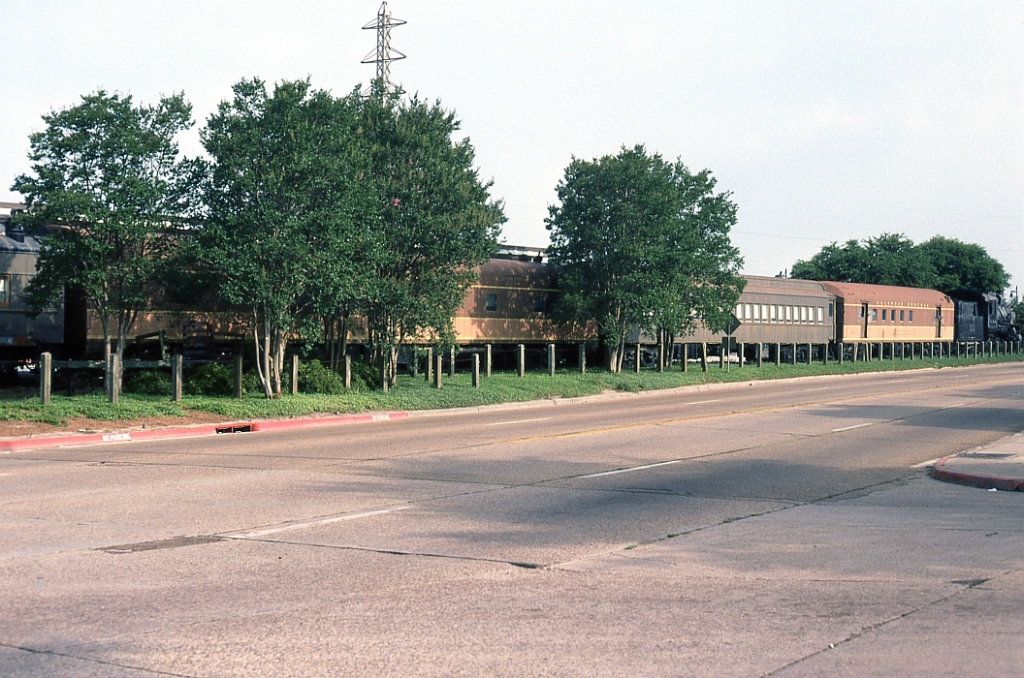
[362,2,406,93]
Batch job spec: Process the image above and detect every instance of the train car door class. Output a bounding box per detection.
[861,303,869,339]
[935,305,942,338]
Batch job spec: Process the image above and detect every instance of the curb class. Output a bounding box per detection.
[0,411,410,453]
[930,456,1024,492]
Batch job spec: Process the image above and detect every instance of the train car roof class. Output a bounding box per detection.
[477,257,556,286]
[742,275,832,298]
[819,280,951,306]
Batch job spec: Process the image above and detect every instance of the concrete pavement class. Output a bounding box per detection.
[932,431,1024,491]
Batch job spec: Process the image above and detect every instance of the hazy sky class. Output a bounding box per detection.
[3,1,1022,290]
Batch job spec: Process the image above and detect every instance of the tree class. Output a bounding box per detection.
[790,233,932,287]
[791,233,1010,294]
[916,236,1009,294]
[546,145,744,372]
[355,91,504,384]
[197,79,365,398]
[11,90,194,388]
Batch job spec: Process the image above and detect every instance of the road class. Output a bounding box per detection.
[2,364,1023,677]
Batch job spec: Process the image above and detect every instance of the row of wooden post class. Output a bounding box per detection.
[37,339,1022,403]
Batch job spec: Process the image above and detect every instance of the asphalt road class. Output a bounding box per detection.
[2,363,1023,677]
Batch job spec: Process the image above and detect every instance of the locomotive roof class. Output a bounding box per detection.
[0,233,43,254]
[819,280,952,306]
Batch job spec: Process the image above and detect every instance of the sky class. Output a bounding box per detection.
[2,0,1022,292]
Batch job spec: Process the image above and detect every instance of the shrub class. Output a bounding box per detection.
[298,359,345,394]
[184,363,235,396]
[124,369,172,396]
[349,359,381,391]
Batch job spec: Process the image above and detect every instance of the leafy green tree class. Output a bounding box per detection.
[546,145,744,372]
[355,91,504,384]
[198,79,366,398]
[791,233,1010,294]
[916,236,1009,294]
[791,233,932,287]
[11,90,194,387]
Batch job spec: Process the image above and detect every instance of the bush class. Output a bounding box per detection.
[298,359,345,394]
[184,363,235,396]
[349,359,381,391]
[124,369,172,395]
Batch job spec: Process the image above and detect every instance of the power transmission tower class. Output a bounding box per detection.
[362,2,406,94]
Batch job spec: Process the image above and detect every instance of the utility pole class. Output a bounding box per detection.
[362,2,406,95]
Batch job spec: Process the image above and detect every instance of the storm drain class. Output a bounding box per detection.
[99,534,225,554]
[216,424,253,434]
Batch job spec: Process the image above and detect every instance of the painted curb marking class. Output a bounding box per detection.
[931,456,1024,492]
[0,412,409,453]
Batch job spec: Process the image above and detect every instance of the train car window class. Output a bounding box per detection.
[799,306,806,322]
[745,303,752,320]
[486,294,497,313]
[770,305,777,322]
[909,310,913,322]
[900,310,905,322]
[871,309,878,322]
[533,295,545,313]
[828,302,833,318]
[816,307,823,323]
[881,309,886,321]
[753,304,760,321]
[786,306,792,322]
[0,275,8,306]
[736,304,742,319]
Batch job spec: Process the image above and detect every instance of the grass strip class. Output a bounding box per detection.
[1,352,1021,427]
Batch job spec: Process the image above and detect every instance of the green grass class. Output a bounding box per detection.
[2,351,1021,428]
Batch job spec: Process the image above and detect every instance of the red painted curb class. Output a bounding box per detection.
[0,411,409,453]
[931,456,1024,492]
[250,412,408,432]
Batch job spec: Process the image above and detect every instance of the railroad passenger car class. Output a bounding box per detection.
[453,247,591,349]
[819,281,954,345]
[685,276,835,345]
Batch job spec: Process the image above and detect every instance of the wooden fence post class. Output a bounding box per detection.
[548,343,556,377]
[108,355,120,404]
[472,353,480,388]
[234,356,243,398]
[435,354,443,389]
[40,352,52,405]
[291,354,299,395]
[449,347,456,377]
[425,347,433,383]
[344,355,352,389]
[485,344,492,378]
[579,343,586,374]
[517,344,525,378]
[172,354,183,402]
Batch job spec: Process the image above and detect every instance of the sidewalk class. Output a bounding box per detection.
[931,431,1024,492]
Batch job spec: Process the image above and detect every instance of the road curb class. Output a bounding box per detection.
[930,456,1024,492]
[0,411,410,453]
